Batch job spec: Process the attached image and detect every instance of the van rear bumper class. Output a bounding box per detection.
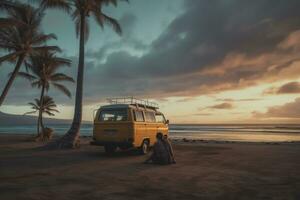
[90,140,133,147]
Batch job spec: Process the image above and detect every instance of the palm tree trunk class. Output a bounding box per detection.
[36,85,45,140]
[0,55,25,106]
[37,115,40,137]
[45,13,85,149]
[69,13,86,135]
[40,113,45,130]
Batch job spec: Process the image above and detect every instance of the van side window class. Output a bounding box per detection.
[145,112,156,122]
[155,114,165,123]
[134,110,144,122]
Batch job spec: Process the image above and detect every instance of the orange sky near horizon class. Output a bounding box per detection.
[2,77,300,124]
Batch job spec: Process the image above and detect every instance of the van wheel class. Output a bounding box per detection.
[139,140,149,155]
[104,145,117,154]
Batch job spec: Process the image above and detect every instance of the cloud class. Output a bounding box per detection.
[263,82,300,94]
[86,13,148,63]
[204,103,234,110]
[253,98,300,118]
[81,0,300,103]
[193,113,212,116]
[216,98,262,102]
[2,0,300,106]
[175,97,196,103]
[278,30,300,51]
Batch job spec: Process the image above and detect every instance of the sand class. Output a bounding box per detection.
[0,134,299,200]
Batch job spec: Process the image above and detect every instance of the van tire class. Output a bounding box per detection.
[139,140,149,155]
[104,145,117,154]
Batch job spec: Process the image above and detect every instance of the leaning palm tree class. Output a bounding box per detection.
[25,96,59,141]
[18,51,74,140]
[40,0,125,148]
[0,2,60,106]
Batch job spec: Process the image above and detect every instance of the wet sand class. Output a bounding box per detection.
[0,134,299,200]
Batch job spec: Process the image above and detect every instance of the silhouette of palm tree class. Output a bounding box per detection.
[0,2,60,106]
[18,51,74,139]
[25,96,59,141]
[40,0,126,148]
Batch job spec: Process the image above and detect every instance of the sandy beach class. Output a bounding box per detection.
[0,134,299,200]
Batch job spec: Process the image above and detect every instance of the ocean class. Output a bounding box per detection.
[1,124,300,142]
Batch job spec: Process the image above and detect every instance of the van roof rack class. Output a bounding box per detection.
[107,97,159,109]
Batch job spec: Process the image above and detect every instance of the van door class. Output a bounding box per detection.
[132,109,147,147]
[144,111,157,146]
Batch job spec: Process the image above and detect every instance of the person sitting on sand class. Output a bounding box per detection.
[163,135,176,164]
[144,133,170,165]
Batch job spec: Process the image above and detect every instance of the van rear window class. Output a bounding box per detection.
[99,109,128,122]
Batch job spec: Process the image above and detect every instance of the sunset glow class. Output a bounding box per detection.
[1,0,300,124]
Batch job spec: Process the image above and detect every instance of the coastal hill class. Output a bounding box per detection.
[0,111,77,125]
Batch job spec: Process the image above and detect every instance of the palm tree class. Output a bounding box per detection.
[0,2,60,106]
[25,96,59,141]
[0,0,20,27]
[18,51,74,140]
[40,0,125,148]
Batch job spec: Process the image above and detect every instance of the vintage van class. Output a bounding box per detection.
[91,98,169,154]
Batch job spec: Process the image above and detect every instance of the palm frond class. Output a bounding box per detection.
[94,12,122,35]
[47,108,59,113]
[52,83,72,98]
[32,33,57,45]
[44,110,55,116]
[17,71,37,81]
[31,80,42,88]
[23,110,38,115]
[50,73,75,82]
[97,0,129,8]
[0,0,20,11]
[26,95,59,117]
[52,57,72,67]
[0,52,23,63]
[28,102,38,108]
[0,18,24,27]
[32,45,61,53]
[40,0,72,12]
[100,0,117,6]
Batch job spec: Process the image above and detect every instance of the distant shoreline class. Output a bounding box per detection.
[0,133,299,145]
[1,123,300,143]
[2,112,300,126]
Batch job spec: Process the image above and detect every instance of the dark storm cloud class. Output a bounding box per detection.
[263,82,300,95]
[80,0,300,104]
[86,13,147,62]
[277,82,300,94]
[253,98,300,118]
[2,0,300,106]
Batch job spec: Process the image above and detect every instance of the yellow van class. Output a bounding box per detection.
[91,98,169,154]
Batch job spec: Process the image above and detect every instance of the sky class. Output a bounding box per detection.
[1,0,300,124]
